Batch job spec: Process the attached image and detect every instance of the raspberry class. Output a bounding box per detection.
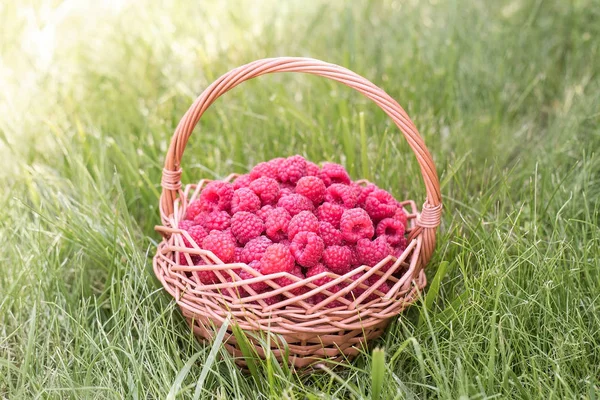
[364,189,397,220]
[260,244,295,275]
[183,224,209,247]
[339,208,375,243]
[279,187,294,197]
[233,174,252,189]
[249,177,280,205]
[239,261,269,292]
[231,188,261,214]
[199,181,234,212]
[256,205,274,221]
[275,266,307,296]
[201,231,236,263]
[178,219,196,231]
[249,161,279,180]
[356,237,391,267]
[185,200,204,220]
[193,260,219,285]
[277,194,314,216]
[295,176,326,205]
[306,263,334,287]
[193,211,208,226]
[290,231,325,268]
[264,207,292,242]
[230,211,264,244]
[318,221,343,246]
[241,236,273,263]
[393,206,408,228]
[179,252,201,266]
[203,211,231,231]
[344,272,367,299]
[278,155,306,184]
[376,218,405,246]
[234,246,244,263]
[319,162,351,186]
[325,184,358,209]
[259,293,282,306]
[288,211,319,240]
[368,276,391,295]
[321,245,352,274]
[355,183,377,206]
[305,161,320,176]
[349,246,361,267]
[316,202,345,228]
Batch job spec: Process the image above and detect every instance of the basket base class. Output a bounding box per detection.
[184,311,391,369]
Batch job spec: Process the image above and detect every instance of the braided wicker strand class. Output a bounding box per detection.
[154,57,442,368]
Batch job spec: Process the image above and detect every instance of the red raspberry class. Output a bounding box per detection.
[192,211,208,226]
[178,219,196,230]
[185,200,204,220]
[203,211,231,231]
[249,177,280,205]
[234,246,244,263]
[264,207,292,242]
[376,218,405,246]
[318,162,351,186]
[179,224,207,265]
[356,237,391,267]
[325,184,358,209]
[339,208,375,243]
[199,181,234,212]
[295,176,326,205]
[277,194,314,216]
[349,246,362,267]
[316,202,345,228]
[231,211,264,244]
[305,161,320,176]
[279,187,294,197]
[201,231,236,263]
[278,155,306,184]
[368,276,391,295]
[239,261,269,292]
[259,293,282,306]
[256,205,274,221]
[321,245,353,274]
[233,174,252,189]
[179,252,201,266]
[355,183,377,206]
[306,263,334,286]
[231,188,261,214]
[241,236,273,263]
[249,160,279,180]
[288,211,319,240]
[393,206,408,228]
[318,221,343,246]
[183,224,208,247]
[344,272,367,299]
[275,266,307,296]
[260,243,295,275]
[192,260,219,285]
[364,189,397,220]
[290,231,325,268]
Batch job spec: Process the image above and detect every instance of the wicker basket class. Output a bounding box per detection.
[153,57,442,369]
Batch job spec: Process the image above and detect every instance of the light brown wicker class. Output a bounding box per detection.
[153,57,442,369]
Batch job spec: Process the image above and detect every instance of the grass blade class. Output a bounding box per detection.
[371,348,386,400]
[193,316,231,400]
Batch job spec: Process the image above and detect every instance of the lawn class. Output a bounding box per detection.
[1,0,599,398]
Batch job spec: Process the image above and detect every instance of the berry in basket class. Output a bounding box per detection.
[177,155,409,304]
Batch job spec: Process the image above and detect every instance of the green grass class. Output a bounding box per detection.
[1,0,599,398]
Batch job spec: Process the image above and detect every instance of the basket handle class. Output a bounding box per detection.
[160,57,442,265]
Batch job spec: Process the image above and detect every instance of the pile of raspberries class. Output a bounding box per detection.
[177,155,408,304]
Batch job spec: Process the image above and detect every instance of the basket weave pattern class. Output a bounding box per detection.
[153,58,442,368]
